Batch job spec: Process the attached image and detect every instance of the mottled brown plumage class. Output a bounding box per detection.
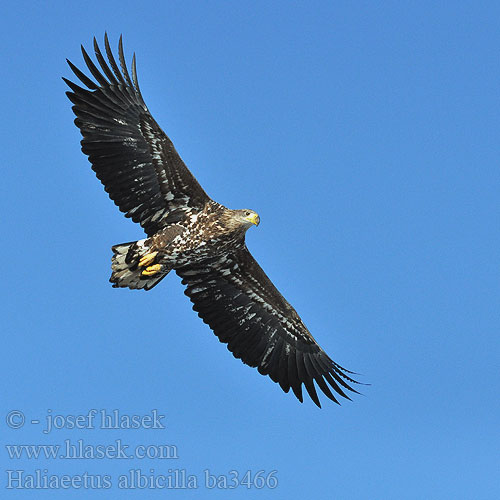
[65,34,361,407]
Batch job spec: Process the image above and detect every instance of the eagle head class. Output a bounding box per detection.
[234,209,260,228]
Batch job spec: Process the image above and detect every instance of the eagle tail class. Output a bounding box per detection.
[109,240,168,291]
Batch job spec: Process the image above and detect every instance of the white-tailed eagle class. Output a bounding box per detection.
[64,34,361,407]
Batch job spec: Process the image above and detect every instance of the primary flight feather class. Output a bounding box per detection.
[64,34,361,407]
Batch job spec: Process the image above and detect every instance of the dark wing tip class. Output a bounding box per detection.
[62,76,86,97]
[305,381,322,408]
[291,385,304,403]
[294,350,366,406]
[103,33,126,85]
[332,360,363,376]
[66,58,98,90]
[118,34,134,88]
[131,52,145,104]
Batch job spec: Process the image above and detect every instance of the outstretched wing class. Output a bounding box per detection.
[64,34,210,236]
[176,247,360,407]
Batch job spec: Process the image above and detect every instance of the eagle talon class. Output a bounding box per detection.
[139,251,158,267]
[141,264,162,276]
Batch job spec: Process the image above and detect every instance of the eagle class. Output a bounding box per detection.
[64,34,361,407]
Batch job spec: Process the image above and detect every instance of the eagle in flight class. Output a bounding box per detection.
[64,34,361,407]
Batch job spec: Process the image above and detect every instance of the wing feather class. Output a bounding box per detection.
[65,35,210,236]
[177,247,360,407]
[118,35,134,88]
[93,37,118,85]
[104,33,126,84]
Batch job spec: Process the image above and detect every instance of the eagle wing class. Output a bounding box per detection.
[176,247,359,407]
[64,34,210,236]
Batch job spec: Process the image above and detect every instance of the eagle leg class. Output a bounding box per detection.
[138,251,158,268]
[141,264,162,276]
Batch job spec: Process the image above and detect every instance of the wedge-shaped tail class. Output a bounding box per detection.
[110,240,168,290]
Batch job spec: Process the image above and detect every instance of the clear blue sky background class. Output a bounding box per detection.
[1,1,499,498]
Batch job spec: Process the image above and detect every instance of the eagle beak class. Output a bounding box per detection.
[246,213,260,226]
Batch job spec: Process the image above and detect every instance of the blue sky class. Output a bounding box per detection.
[1,1,499,498]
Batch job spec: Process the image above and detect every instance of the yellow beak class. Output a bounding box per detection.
[245,212,260,226]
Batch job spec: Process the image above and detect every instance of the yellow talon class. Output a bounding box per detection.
[141,264,162,276]
[139,251,158,267]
